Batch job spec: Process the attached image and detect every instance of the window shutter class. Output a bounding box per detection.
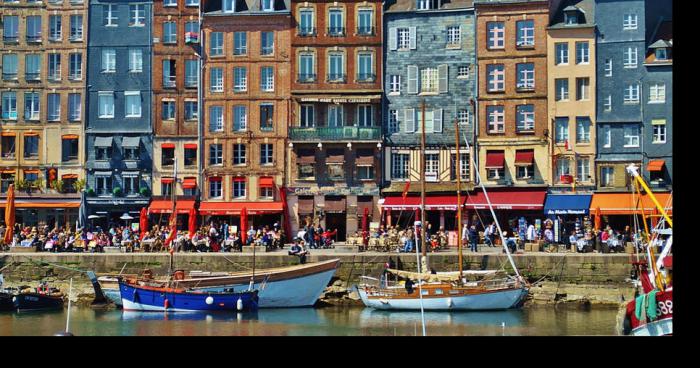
[389,27,397,51]
[433,109,443,133]
[404,109,415,133]
[61,139,69,162]
[407,65,418,94]
[438,64,448,93]
[409,27,417,50]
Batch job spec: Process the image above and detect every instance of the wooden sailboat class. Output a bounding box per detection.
[358,102,529,311]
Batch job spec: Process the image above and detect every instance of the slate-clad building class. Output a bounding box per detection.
[85,0,153,223]
[381,0,477,232]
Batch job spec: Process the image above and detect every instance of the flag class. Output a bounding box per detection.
[3,184,15,245]
[564,139,569,150]
[401,181,411,200]
[188,207,197,239]
[139,207,148,241]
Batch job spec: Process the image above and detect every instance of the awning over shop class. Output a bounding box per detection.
[149,199,196,214]
[647,160,665,172]
[485,151,505,169]
[94,137,113,147]
[182,177,197,189]
[259,177,274,187]
[298,197,314,214]
[514,150,534,166]
[355,152,374,166]
[122,136,141,148]
[161,143,175,149]
[326,152,345,164]
[544,194,592,216]
[199,201,283,216]
[382,190,546,210]
[0,198,80,208]
[590,192,672,215]
[324,197,347,213]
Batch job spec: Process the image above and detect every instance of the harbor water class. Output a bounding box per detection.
[0,305,620,336]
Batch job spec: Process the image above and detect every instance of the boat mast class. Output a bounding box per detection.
[455,118,463,280]
[420,99,427,261]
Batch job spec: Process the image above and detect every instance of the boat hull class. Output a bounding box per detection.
[0,293,14,311]
[119,282,258,312]
[13,293,64,312]
[358,286,529,311]
[630,316,672,336]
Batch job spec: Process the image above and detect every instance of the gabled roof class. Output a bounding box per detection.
[386,0,474,13]
[203,0,291,15]
[645,19,672,65]
[649,39,672,49]
[548,0,594,29]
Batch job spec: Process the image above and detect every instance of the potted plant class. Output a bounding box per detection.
[51,179,64,193]
[14,179,29,191]
[112,186,123,197]
[73,178,86,193]
[86,187,95,197]
[139,187,150,196]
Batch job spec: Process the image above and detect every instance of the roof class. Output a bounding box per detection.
[385,0,474,13]
[645,19,672,64]
[548,0,595,29]
[474,0,547,5]
[203,0,291,15]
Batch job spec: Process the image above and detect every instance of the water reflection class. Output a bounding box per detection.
[121,310,260,323]
[358,308,524,329]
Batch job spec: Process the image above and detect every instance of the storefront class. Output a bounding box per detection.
[1,194,80,228]
[544,194,593,243]
[148,197,197,228]
[198,201,284,234]
[86,197,151,229]
[589,192,672,231]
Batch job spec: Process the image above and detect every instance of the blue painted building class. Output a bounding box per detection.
[85,0,153,223]
[381,0,476,231]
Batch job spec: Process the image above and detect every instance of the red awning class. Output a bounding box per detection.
[161,177,174,184]
[199,201,283,216]
[162,143,175,149]
[647,160,665,172]
[485,151,505,169]
[149,199,196,214]
[514,150,534,166]
[259,177,274,187]
[62,174,78,179]
[184,143,198,149]
[382,190,546,210]
[182,177,196,189]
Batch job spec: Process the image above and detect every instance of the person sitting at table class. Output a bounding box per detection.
[288,238,308,264]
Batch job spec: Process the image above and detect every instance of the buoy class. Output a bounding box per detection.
[205,296,214,305]
[236,298,243,311]
[164,299,170,309]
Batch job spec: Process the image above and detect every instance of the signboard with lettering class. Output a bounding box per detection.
[288,186,380,197]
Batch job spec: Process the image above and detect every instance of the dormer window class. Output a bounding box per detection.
[655,47,668,60]
[417,0,439,10]
[564,12,578,25]
[223,0,235,13]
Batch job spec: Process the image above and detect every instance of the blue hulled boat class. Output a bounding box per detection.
[119,279,259,312]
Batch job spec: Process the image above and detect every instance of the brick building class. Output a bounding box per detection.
[200,0,291,229]
[0,0,87,227]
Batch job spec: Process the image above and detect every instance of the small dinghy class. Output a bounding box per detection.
[13,283,65,312]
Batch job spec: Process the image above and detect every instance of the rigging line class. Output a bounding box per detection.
[21,255,87,274]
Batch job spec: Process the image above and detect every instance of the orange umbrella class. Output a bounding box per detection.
[3,184,15,245]
[240,207,248,246]
[188,207,197,239]
[594,207,601,231]
[362,207,369,246]
[139,207,148,241]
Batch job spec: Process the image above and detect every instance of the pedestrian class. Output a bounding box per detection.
[468,225,478,252]
[527,223,536,243]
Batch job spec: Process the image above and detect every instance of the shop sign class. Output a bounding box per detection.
[299,97,375,103]
[289,186,379,196]
[546,209,588,215]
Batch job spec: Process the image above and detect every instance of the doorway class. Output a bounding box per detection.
[324,213,346,241]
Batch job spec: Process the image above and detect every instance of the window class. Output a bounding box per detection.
[184,147,197,167]
[25,54,40,80]
[260,67,274,91]
[458,109,470,125]
[185,60,198,88]
[260,104,274,130]
[300,105,314,127]
[70,15,83,41]
[232,178,246,199]
[103,4,118,26]
[49,15,62,41]
[209,177,222,198]
[185,21,198,39]
[358,9,373,35]
[2,16,18,42]
[123,174,139,195]
[260,144,273,165]
[162,101,175,121]
[655,48,668,60]
[417,0,438,10]
[564,12,578,25]
[516,63,534,90]
[26,16,42,42]
[233,105,247,131]
[124,91,141,118]
[576,157,590,182]
[234,32,247,55]
[299,53,315,81]
[98,92,114,118]
[1,92,17,120]
[602,125,611,148]
[447,26,461,47]
[649,84,666,103]
[328,53,343,81]
[604,95,612,111]
[623,47,638,68]
[96,175,112,196]
[61,137,79,162]
[487,105,505,133]
[624,84,640,104]
[1,136,15,159]
[129,5,145,27]
[185,101,198,120]
[555,43,568,65]
[623,125,640,147]
[576,42,589,64]
[576,78,590,101]
[623,14,638,30]
[69,53,82,80]
[487,64,505,92]
[161,147,175,166]
[328,9,344,36]
[162,60,176,88]
[210,68,223,92]
[358,53,373,81]
[128,49,142,73]
[450,153,469,181]
[516,105,534,132]
[357,150,375,180]
[186,0,199,6]
[421,68,438,93]
[1,173,14,193]
[555,117,569,144]
[163,22,176,44]
[487,22,505,49]
[600,167,614,187]
[576,117,591,144]
[416,109,434,133]
[297,150,315,180]
[556,158,570,181]
[68,93,81,121]
[48,54,61,81]
[2,54,17,80]
[397,28,410,50]
[102,49,116,72]
[516,20,534,47]
[47,93,60,121]
[233,144,246,165]
[261,0,273,11]
[223,0,235,13]
[389,75,401,93]
[391,153,409,180]
[24,92,40,120]
[299,9,314,35]
[261,32,274,56]
[457,65,470,78]
[210,32,223,56]
[604,58,612,77]
[209,144,223,165]
[23,136,39,159]
[164,0,177,6]
[516,165,533,180]
[388,110,399,133]
[124,145,139,160]
[209,106,223,132]
[233,67,247,92]
[357,105,373,127]
[95,144,111,160]
[555,78,569,101]
[652,120,666,143]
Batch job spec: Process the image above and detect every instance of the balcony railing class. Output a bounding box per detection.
[3,36,18,43]
[328,27,345,37]
[48,72,61,81]
[327,74,346,83]
[2,73,18,81]
[297,27,316,36]
[290,126,381,142]
[49,33,62,41]
[69,34,83,42]
[356,73,376,82]
[26,35,42,43]
[297,73,316,83]
[25,72,41,81]
[163,76,177,88]
[69,73,82,80]
[516,82,535,91]
[357,26,374,36]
